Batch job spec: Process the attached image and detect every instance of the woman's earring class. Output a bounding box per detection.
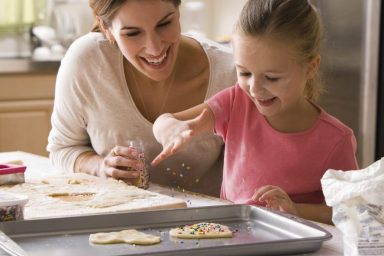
[106,31,115,45]
[97,16,115,45]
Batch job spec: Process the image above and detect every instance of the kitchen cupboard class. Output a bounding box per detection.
[0,73,56,156]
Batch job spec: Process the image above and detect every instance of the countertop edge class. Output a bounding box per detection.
[0,59,60,74]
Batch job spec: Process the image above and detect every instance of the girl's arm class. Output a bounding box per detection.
[253,185,333,225]
[295,203,333,225]
[152,103,215,166]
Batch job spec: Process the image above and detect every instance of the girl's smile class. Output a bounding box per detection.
[256,97,277,107]
[232,32,320,132]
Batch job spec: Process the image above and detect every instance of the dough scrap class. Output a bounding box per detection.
[89,229,161,245]
[169,222,232,239]
[68,179,81,184]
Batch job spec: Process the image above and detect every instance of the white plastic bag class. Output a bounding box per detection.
[321,158,384,256]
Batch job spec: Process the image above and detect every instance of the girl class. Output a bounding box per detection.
[151,0,358,224]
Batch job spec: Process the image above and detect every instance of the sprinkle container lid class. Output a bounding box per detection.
[0,164,26,175]
[0,192,29,207]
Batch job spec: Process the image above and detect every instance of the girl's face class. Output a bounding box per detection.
[232,33,319,122]
[106,0,181,81]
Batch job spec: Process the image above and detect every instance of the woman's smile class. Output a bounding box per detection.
[140,46,171,69]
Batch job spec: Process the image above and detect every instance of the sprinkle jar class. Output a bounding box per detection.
[127,140,149,189]
[0,192,29,222]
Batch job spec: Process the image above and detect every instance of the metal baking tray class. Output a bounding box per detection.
[0,204,331,256]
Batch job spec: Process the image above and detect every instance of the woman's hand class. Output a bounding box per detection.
[99,145,144,183]
[252,185,298,216]
[151,109,210,166]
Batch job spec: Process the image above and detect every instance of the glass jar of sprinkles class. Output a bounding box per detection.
[127,140,149,189]
[0,192,29,222]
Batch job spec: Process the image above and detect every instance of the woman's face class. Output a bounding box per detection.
[232,33,319,122]
[107,0,181,81]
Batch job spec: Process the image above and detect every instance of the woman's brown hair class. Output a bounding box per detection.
[235,0,324,101]
[89,0,181,32]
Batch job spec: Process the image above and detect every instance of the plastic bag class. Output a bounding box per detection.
[321,158,384,256]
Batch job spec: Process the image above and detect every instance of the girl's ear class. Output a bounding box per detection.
[96,16,115,45]
[306,54,321,79]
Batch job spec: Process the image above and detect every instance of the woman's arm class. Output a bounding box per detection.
[74,145,148,182]
[74,151,103,176]
[152,103,215,166]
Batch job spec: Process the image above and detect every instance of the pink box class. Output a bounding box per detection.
[0,164,26,185]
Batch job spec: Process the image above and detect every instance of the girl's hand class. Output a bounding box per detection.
[151,109,210,166]
[252,185,298,216]
[99,145,144,184]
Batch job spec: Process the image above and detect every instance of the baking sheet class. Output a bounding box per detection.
[0,204,332,256]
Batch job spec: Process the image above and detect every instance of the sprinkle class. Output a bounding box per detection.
[181,163,185,167]
[166,167,171,171]
[172,172,176,176]
[179,174,183,178]
[195,178,199,183]
[186,166,191,170]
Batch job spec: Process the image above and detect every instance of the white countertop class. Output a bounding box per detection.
[0,151,344,255]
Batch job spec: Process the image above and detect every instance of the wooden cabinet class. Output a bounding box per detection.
[0,73,56,156]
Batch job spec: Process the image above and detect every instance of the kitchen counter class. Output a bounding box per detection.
[0,151,344,255]
[0,58,59,74]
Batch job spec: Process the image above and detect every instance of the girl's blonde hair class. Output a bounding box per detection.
[88,0,181,32]
[235,0,324,101]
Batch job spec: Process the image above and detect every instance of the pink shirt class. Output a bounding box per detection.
[206,84,358,205]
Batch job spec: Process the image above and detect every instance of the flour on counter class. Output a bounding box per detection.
[1,174,186,219]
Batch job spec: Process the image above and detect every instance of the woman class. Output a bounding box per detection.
[47,0,236,196]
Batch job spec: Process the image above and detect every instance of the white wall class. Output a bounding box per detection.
[180,0,247,41]
[210,0,247,40]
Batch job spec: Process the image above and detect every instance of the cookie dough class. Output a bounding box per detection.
[89,229,161,245]
[2,175,186,219]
